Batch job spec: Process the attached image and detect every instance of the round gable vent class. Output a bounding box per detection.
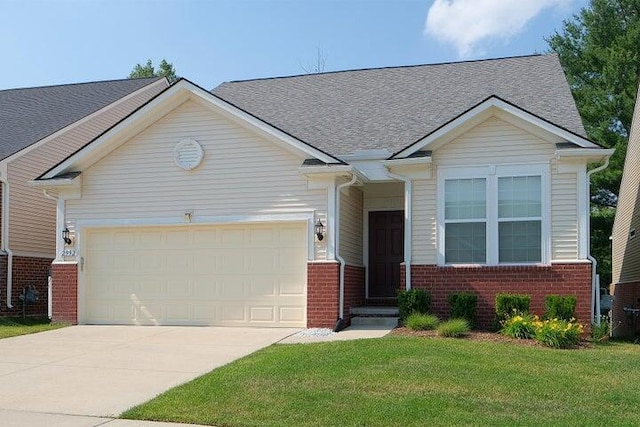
[174,138,204,170]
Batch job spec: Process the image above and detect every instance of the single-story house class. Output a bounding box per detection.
[34,54,613,329]
[611,84,640,337]
[0,77,168,316]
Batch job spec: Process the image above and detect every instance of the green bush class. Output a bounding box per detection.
[495,293,531,322]
[534,318,582,348]
[448,292,478,328]
[405,313,440,331]
[437,318,470,337]
[397,289,431,322]
[501,313,537,339]
[590,317,610,342]
[544,295,577,321]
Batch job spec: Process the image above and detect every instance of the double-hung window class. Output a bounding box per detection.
[444,178,487,263]
[439,165,548,265]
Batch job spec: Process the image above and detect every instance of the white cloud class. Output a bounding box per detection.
[425,0,571,57]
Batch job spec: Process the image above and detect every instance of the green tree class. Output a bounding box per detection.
[129,59,178,83]
[547,0,640,285]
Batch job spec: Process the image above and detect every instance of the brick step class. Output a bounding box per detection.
[351,316,399,327]
[350,306,399,316]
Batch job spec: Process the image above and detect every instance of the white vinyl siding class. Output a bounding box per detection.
[551,172,579,260]
[412,179,436,264]
[432,117,556,167]
[7,82,167,256]
[66,100,327,259]
[339,186,363,266]
[363,182,404,211]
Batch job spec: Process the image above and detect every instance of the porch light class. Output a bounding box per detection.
[62,227,72,245]
[315,219,325,241]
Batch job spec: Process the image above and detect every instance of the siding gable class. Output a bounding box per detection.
[433,116,555,166]
[66,100,326,224]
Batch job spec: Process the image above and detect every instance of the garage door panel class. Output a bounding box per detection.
[138,230,163,247]
[280,306,305,323]
[84,223,307,326]
[250,306,275,322]
[279,276,305,296]
[166,253,191,272]
[249,277,276,297]
[137,254,163,274]
[222,304,246,322]
[113,232,136,248]
[111,255,135,273]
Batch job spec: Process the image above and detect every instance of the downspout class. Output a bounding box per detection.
[586,156,611,326]
[386,170,412,291]
[334,173,358,332]
[1,178,13,309]
[43,189,61,320]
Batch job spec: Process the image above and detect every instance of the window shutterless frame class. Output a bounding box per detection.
[437,163,551,266]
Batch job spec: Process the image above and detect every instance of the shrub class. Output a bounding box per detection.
[544,295,577,321]
[495,293,531,322]
[405,313,440,331]
[437,318,470,337]
[534,318,583,348]
[397,289,431,322]
[501,313,537,339]
[590,317,610,342]
[448,292,478,328]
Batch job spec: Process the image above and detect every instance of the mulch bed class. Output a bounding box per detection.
[390,327,594,349]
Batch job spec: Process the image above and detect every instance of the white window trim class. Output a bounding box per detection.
[437,163,551,266]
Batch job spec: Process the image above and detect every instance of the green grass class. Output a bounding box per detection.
[122,336,640,427]
[0,317,66,339]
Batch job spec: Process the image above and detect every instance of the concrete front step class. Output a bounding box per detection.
[351,316,399,327]
[350,306,399,316]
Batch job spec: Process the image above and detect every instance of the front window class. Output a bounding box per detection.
[444,178,486,263]
[498,176,541,263]
[440,166,547,265]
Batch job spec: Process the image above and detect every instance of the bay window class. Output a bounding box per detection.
[439,165,549,265]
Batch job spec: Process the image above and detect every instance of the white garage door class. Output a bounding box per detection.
[82,222,307,327]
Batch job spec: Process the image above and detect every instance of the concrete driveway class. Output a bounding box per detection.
[0,325,299,421]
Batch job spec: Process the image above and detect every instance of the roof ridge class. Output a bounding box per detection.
[0,76,163,93]
[220,53,550,85]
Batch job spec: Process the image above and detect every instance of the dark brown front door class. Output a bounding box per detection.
[368,210,404,298]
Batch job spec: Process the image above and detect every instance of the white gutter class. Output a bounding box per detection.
[336,174,358,321]
[385,169,412,290]
[1,178,13,309]
[586,155,612,326]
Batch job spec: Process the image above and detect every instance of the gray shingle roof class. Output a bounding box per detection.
[212,54,586,158]
[0,76,163,160]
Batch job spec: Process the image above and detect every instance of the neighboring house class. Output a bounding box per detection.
[611,85,640,337]
[0,77,169,317]
[34,54,613,329]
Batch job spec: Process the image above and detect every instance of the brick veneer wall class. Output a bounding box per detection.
[611,281,640,337]
[402,263,592,330]
[306,262,365,328]
[0,255,52,317]
[51,262,78,324]
[344,265,365,323]
[307,262,339,328]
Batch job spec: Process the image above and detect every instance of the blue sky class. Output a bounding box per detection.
[1,0,589,91]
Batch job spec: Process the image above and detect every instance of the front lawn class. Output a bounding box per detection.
[0,317,66,339]
[123,336,640,426]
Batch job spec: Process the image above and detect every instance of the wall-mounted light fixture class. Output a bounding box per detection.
[314,219,325,241]
[62,227,72,245]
